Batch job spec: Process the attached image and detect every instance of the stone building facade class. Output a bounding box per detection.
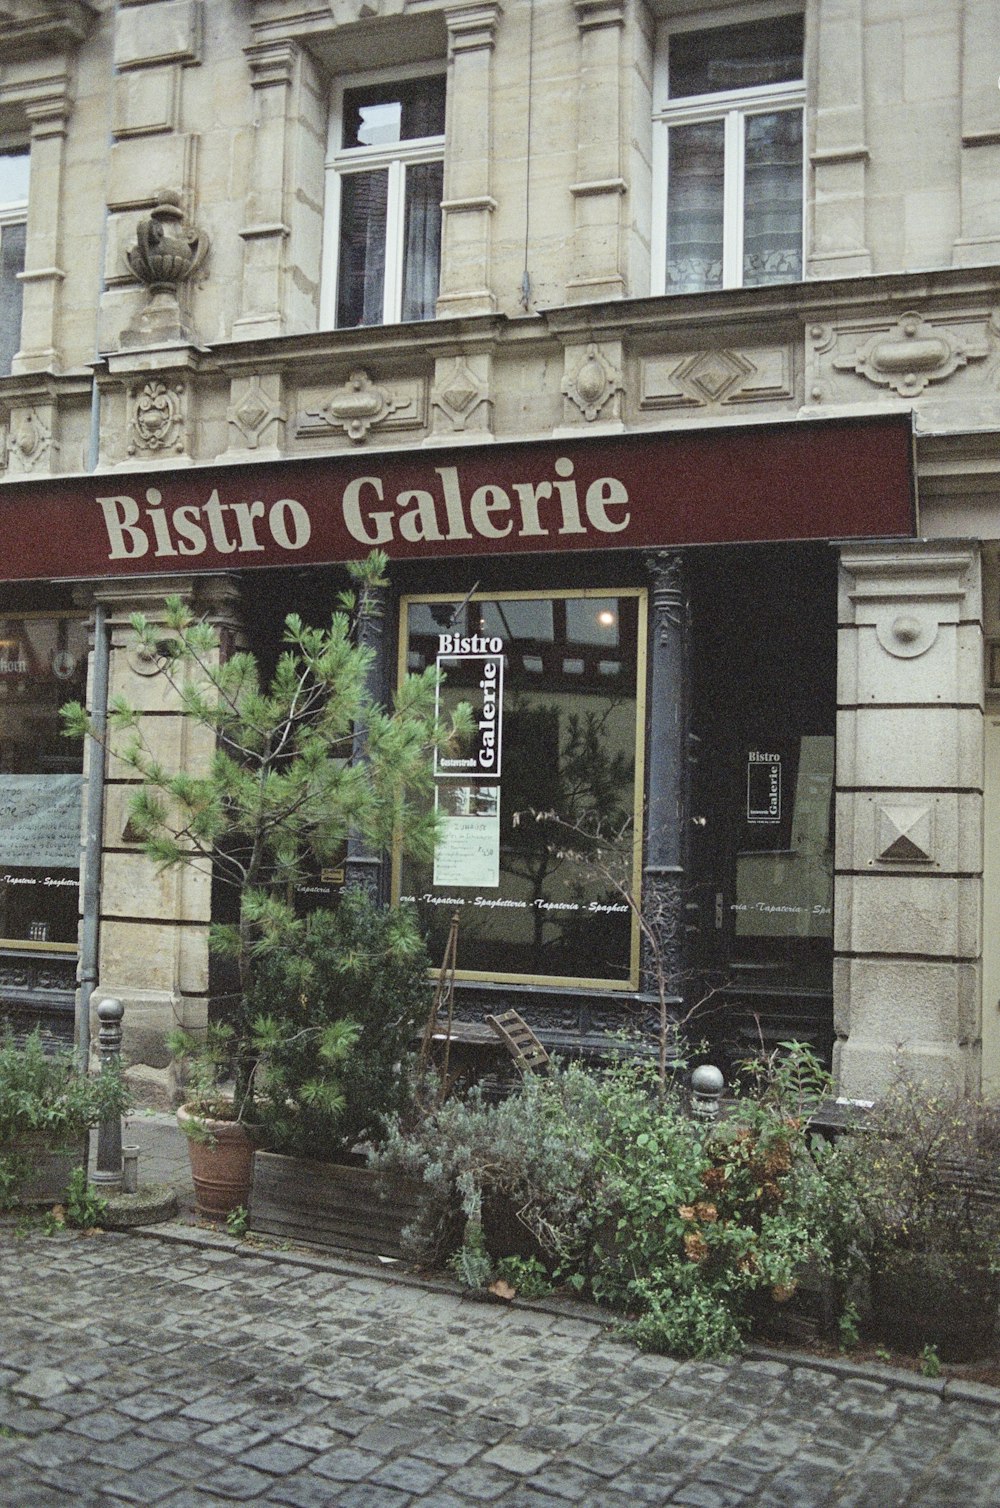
[1,0,999,1104]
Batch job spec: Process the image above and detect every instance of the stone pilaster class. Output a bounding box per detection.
[567,0,627,304]
[808,0,872,279]
[952,0,1000,266]
[87,575,241,1105]
[233,40,301,340]
[643,551,691,1000]
[834,543,984,1098]
[12,76,72,374]
[437,3,501,319]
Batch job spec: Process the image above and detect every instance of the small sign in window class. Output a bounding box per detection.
[747,751,781,823]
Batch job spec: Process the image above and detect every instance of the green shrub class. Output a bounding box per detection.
[375,1042,848,1359]
[0,1030,130,1147]
[248,891,433,1161]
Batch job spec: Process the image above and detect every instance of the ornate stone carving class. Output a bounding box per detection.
[299,371,413,444]
[7,407,53,473]
[876,804,935,865]
[832,310,989,397]
[641,347,794,411]
[431,356,491,433]
[561,342,623,422]
[227,375,286,452]
[127,378,186,456]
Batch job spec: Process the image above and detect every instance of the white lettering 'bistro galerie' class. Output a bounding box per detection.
[96,459,631,562]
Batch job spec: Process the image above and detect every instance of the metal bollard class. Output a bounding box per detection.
[690,1063,725,1120]
[122,1144,140,1196]
[92,998,124,1193]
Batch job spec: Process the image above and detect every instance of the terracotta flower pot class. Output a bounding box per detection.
[176,1104,255,1219]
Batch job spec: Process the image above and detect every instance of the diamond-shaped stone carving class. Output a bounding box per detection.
[876,804,934,864]
[674,349,754,404]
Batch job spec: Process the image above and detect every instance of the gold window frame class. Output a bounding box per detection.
[394,586,648,991]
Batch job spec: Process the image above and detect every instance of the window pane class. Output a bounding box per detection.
[399,595,641,984]
[669,16,804,98]
[0,616,88,947]
[0,150,29,205]
[743,110,803,287]
[666,121,724,294]
[342,76,445,148]
[401,159,443,322]
[0,220,26,374]
[336,169,388,327]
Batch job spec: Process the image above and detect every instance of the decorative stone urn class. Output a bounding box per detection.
[122,190,209,346]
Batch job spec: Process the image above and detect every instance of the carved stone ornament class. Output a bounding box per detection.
[228,375,285,451]
[832,310,989,397]
[7,407,52,472]
[562,343,623,421]
[302,370,407,444]
[126,190,209,293]
[874,609,940,660]
[127,378,185,456]
[876,804,935,865]
[432,357,489,432]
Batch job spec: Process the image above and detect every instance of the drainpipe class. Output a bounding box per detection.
[76,2,119,1066]
[76,598,109,1068]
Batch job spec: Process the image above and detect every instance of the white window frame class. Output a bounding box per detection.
[320,65,446,330]
[0,147,29,371]
[651,16,805,296]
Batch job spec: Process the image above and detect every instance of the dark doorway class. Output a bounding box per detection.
[688,542,837,1070]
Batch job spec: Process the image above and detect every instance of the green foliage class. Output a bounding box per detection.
[63,1167,107,1230]
[166,1022,240,1121]
[376,1043,848,1360]
[62,551,472,1109]
[248,890,433,1160]
[447,1217,494,1291]
[828,1074,1000,1273]
[0,1030,131,1148]
[226,1204,249,1239]
[920,1343,942,1379]
[495,1254,552,1299]
[837,1301,861,1352]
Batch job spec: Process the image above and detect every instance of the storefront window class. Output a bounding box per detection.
[734,735,834,942]
[0,615,88,949]
[397,590,646,987]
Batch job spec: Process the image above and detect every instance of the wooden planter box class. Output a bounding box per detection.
[248,1151,427,1259]
[4,1136,89,1205]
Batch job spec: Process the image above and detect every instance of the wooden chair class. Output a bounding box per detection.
[484,1010,550,1076]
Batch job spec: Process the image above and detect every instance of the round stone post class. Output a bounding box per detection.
[92,997,124,1193]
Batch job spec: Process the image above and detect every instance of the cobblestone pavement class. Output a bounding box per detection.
[2,1227,999,1507]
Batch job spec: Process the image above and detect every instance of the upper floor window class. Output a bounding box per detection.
[652,14,804,296]
[0,149,29,373]
[322,71,445,329]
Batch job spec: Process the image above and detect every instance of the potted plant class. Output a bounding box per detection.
[62,550,471,1219]
[246,889,435,1252]
[834,1076,1000,1361]
[0,1029,131,1208]
[165,1022,258,1219]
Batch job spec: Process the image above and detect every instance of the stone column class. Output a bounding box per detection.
[835,543,983,1098]
[437,3,501,319]
[12,77,71,374]
[808,0,872,279]
[952,0,1000,266]
[567,0,627,304]
[344,577,389,901]
[89,575,241,1106]
[643,552,692,1000]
